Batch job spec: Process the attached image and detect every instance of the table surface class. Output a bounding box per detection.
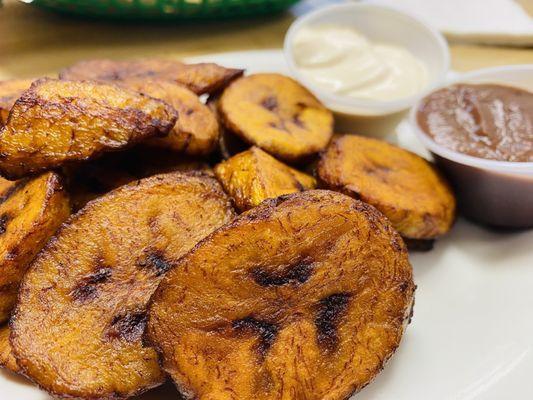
[1,0,533,79]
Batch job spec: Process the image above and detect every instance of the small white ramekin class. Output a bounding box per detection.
[284,3,450,117]
[410,65,533,228]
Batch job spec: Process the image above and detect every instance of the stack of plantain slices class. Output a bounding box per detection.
[0,59,456,400]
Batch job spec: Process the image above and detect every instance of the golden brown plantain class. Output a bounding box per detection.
[66,148,211,211]
[147,190,415,400]
[0,325,19,373]
[214,146,316,212]
[0,79,33,127]
[59,59,244,95]
[318,135,456,240]
[11,172,235,399]
[0,78,177,179]
[219,73,333,161]
[119,79,219,155]
[0,172,70,323]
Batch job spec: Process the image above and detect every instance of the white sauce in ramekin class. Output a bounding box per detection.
[292,25,429,101]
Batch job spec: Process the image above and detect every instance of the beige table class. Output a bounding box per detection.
[1,0,533,79]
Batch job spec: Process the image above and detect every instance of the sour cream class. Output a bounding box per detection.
[292,25,429,101]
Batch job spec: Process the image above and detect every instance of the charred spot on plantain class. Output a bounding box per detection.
[261,96,278,112]
[137,249,172,277]
[233,317,279,358]
[398,281,410,293]
[363,163,392,184]
[0,178,30,205]
[292,113,306,129]
[107,311,147,342]
[0,213,10,235]
[251,258,314,287]
[268,120,290,133]
[315,293,351,351]
[291,176,306,192]
[71,266,112,303]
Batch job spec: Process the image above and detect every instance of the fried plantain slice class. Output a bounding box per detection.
[147,190,415,400]
[0,172,70,323]
[119,79,219,155]
[59,59,244,95]
[0,78,177,179]
[11,172,235,399]
[214,146,316,212]
[0,79,33,127]
[219,73,334,162]
[318,135,456,240]
[66,148,211,211]
[0,325,19,373]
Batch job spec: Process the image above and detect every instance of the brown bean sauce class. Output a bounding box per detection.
[417,83,533,162]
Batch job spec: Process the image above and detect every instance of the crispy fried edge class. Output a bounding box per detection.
[0,78,178,180]
[58,60,244,96]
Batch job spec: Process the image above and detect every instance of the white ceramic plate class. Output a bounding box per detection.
[2,50,533,400]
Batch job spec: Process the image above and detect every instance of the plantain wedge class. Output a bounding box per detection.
[147,190,415,400]
[0,78,177,179]
[59,59,244,95]
[11,172,235,399]
[318,135,456,240]
[219,74,333,162]
[0,172,70,323]
[119,79,219,155]
[0,79,33,127]
[0,325,18,374]
[214,146,316,212]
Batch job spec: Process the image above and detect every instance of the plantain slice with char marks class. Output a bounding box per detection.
[0,79,33,127]
[11,172,235,399]
[147,190,415,400]
[119,79,219,155]
[0,172,70,324]
[0,325,19,374]
[59,59,244,95]
[214,146,316,212]
[318,135,456,241]
[219,73,334,162]
[0,78,177,179]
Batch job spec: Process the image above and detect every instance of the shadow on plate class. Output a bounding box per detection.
[450,218,532,267]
